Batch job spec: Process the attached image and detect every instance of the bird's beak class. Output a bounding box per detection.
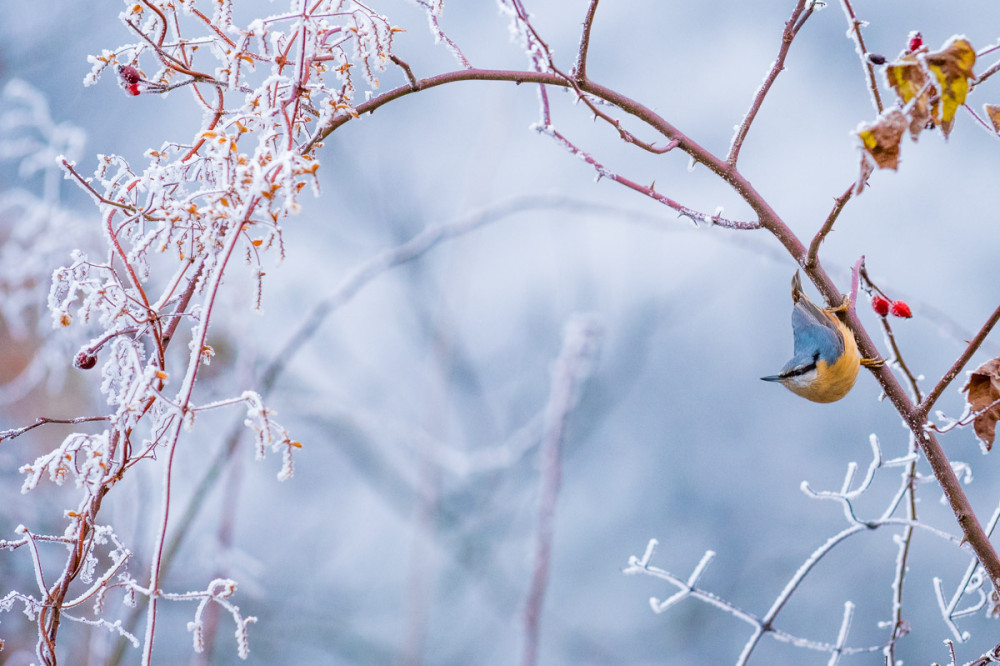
[760,374,784,382]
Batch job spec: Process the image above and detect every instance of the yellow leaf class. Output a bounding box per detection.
[856,109,908,170]
[884,53,938,138]
[155,370,168,380]
[924,37,976,139]
[289,441,302,448]
[252,239,263,247]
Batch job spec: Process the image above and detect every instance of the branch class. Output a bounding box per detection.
[0,416,110,443]
[919,303,1000,417]
[521,315,601,666]
[572,0,601,82]
[408,0,471,68]
[838,0,884,114]
[625,538,905,661]
[389,54,417,89]
[538,125,757,229]
[805,184,854,269]
[727,0,815,166]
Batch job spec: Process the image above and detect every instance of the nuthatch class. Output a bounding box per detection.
[762,272,880,403]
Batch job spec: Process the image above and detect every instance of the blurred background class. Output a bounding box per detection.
[2,1,1000,663]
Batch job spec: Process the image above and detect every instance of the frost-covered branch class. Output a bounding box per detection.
[630,426,977,663]
[572,0,601,82]
[624,539,895,661]
[727,0,817,166]
[837,0,884,114]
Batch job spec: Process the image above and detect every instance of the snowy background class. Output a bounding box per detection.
[2,1,1000,663]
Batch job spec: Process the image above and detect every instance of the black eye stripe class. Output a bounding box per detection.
[782,352,820,379]
[782,362,817,379]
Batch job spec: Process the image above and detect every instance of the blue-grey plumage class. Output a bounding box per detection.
[761,272,861,403]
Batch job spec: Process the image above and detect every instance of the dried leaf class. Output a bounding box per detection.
[924,37,976,139]
[984,104,1000,134]
[961,357,1000,452]
[857,109,908,170]
[885,54,938,138]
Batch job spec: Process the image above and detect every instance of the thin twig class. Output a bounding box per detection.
[838,0,884,114]
[806,184,854,269]
[828,601,855,666]
[538,125,758,229]
[886,435,919,665]
[727,0,814,166]
[0,416,110,443]
[390,54,417,88]
[408,0,471,68]
[972,47,1000,90]
[962,103,1000,142]
[919,303,1000,417]
[521,315,601,666]
[880,316,922,400]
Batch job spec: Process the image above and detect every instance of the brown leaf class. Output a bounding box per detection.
[961,357,1000,452]
[924,37,976,139]
[857,109,908,170]
[984,104,1000,134]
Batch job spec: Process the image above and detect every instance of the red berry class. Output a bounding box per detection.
[872,295,891,317]
[126,83,140,96]
[74,351,98,370]
[908,31,923,53]
[890,300,912,318]
[118,65,141,85]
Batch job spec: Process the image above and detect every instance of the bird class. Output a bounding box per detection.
[761,271,881,403]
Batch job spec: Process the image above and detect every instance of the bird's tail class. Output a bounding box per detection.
[791,270,805,305]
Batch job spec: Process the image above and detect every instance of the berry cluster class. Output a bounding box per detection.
[872,295,911,318]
